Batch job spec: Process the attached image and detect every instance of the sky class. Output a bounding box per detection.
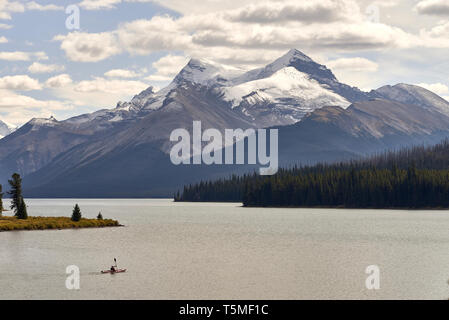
[0,0,449,126]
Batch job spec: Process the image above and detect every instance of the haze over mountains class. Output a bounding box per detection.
[1,49,449,197]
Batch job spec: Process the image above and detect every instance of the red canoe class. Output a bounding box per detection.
[101,269,127,274]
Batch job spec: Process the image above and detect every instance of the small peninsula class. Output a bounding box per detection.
[0,174,121,232]
[0,216,121,232]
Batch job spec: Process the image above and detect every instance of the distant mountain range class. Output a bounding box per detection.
[1,49,449,197]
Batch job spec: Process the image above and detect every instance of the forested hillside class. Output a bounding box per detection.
[176,139,449,208]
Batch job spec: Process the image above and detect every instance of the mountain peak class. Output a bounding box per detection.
[282,49,314,63]
[175,57,244,86]
[29,116,58,127]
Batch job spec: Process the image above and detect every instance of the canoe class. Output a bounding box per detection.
[101,269,127,274]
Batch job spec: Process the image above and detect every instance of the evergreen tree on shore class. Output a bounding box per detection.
[8,173,28,219]
[72,204,82,222]
[0,184,3,215]
[177,139,449,209]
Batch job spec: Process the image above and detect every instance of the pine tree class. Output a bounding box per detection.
[97,212,103,220]
[0,184,3,216]
[8,173,28,219]
[71,204,82,222]
[17,197,28,219]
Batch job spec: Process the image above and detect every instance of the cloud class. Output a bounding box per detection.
[104,69,139,78]
[47,77,151,109]
[53,32,122,62]
[416,82,449,95]
[0,50,48,61]
[79,0,121,10]
[415,0,449,16]
[327,57,379,72]
[0,89,73,125]
[28,62,65,74]
[226,0,359,24]
[0,0,25,20]
[419,21,449,47]
[45,74,73,88]
[0,36,7,43]
[0,75,41,90]
[26,1,64,11]
[74,77,148,95]
[117,17,193,55]
[0,1,62,20]
[146,54,189,81]
[0,23,12,29]
[79,0,154,11]
[53,0,424,67]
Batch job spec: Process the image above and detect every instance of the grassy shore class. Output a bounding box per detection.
[0,216,121,232]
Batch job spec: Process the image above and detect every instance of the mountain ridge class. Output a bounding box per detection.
[1,49,449,197]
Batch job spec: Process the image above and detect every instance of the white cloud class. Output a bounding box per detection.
[28,62,65,74]
[74,77,148,95]
[0,89,73,125]
[0,23,12,29]
[79,0,153,11]
[0,75,41,90]
[416,0,449,16]
[419,21,449,47]
[146,54,189,81]
[327,57,379,72]
[0,0,25,20]
[26,1,64,11]
[0,50,47,61]
[0,1,62,20]
[416,82,449,95]
[0,36,7,43]
[226,0,360,24]
[45,74,73,88]
[53,0,425,68]
[79,0,121,10]
[54,32,122,62]
[47,77,151,108]
[117,17,193,55]
[104,69,139,78]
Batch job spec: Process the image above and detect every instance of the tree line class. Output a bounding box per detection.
[176,139,449,208]
[0,173,104,221]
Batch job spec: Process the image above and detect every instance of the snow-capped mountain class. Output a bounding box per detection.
[2,49,449,197]
[374,83,449,116]
[0,119,17,139]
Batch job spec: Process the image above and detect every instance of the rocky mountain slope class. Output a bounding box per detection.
[1,49,449,197]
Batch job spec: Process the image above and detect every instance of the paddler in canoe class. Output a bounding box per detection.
[110,258,118,272]
[102,258,126,274]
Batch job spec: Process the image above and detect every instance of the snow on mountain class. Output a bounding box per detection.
[29,116,58,127]
[222,66,350,123]
[0,119,17,139]
[26,49,366,134]
[174,58,245,87]
[231,49,331,85]
[375,83,449,116]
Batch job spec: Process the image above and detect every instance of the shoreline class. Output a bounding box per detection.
[0,216,122,232]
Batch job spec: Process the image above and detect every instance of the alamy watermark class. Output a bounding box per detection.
[365,265,380,290]
[170,121,279,175]
[65,265,80,290]
[66,5,80,30]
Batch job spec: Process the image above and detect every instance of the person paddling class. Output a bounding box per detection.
[110,258,118,272]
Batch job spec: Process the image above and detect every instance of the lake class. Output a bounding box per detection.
[1,199,449,300]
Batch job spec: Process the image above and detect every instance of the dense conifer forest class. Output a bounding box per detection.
[175,140,449,208]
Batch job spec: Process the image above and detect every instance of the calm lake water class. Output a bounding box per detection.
[1,199,449,300]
